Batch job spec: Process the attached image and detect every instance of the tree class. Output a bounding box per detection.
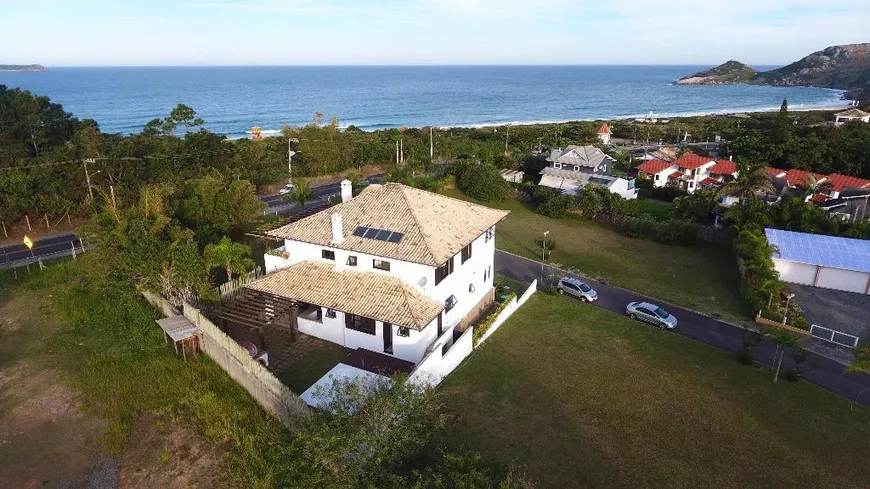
[284,180,317,208]
[455,162,512,202]
[671,189,717,223]
[174,175,265,243]
[768,328,799,383]
[773,98,792,145]
[717,161,774,200]
[203,236,256,279]
[164,103,204,134]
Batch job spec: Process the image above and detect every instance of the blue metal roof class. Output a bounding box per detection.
[765,228,870,274]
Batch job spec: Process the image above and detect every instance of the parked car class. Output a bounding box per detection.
[556,277,597,302]
[625,301,678,329]
[278,183,295,196]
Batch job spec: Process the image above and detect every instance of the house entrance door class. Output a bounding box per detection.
[383,323,393,354]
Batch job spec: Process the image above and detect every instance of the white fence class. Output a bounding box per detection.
[409,327,475,387]
[477,280,537,346]
[810,324,860,348]
[216,267,263,300]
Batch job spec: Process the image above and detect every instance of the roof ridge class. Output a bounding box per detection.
[395,184,440,266]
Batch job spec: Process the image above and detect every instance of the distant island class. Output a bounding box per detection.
[0,64,47,72]
[676,43,870,102]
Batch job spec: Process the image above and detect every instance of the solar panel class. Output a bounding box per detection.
[351,226,405,243]
[363,227,380,239]
[374,228,392,241]
[765,228,870,273]
[386,232,404,243]
[353,226,368,237]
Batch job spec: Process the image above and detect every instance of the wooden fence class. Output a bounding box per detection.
[754,314,811,337]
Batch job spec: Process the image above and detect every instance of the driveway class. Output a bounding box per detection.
[495,250,870,408]
[789,284,870,342]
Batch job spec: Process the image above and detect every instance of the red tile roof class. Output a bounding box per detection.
[765,167,786,177]
[597,122,612,135]
[635,159,674,174]
[784,169,826,188]
[674,153,714,170]
[699,177,717,186]
[668,170,684,179]
[826,173,870,192]
[710,160,737,175]
[810,193,830,203]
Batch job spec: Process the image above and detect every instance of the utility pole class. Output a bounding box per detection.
[429,127,434,159]
[396,140,399,164]
[83,158,95,201]
[110,185,117,211]
[400,139,404,164]
[287,139,297,184]
[505,125,510,156]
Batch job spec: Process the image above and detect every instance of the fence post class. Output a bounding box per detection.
[1,221,6,238]
[44,214,50,229]
[25,215,31,231]
[71,242,77,260]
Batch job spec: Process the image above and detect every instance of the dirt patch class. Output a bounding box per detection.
[118,412,224,489]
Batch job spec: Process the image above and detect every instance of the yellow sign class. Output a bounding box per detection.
[23,236,33,250]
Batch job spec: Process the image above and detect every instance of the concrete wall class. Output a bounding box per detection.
[478,280,537,345]
[408,326,474,387]
[773,259,816,286]
[816,267,870,294]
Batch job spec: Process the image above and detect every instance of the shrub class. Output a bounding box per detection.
[536,194,576,218]
[735,348,755,365]
[473,292,516,345]
[530,185,559,204]
[456,162,512,202]
[782,369,802,382]
[645,186,688,202]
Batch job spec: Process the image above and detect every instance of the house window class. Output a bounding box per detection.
[602,165,607,173]
[655,174,660,181]
[322,249,335,261]
[325,308,336,319]
[435,257,454,285]
[553,163,562,169]
[373,259,390,271]
[483,268,488,282]
[345,314,376,335]
[445,295,458,313]
[397,327,410,337]
[346,255,357,266]
[485,227,494,243]
[437,312,443,336]
[469,283,476,293]
[461,243,472,264]
[573,165,580,172]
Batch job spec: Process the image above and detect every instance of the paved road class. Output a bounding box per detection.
[494,250,870,408]
[1,233,84,268]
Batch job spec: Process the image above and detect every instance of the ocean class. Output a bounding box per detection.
[0,66,846,138]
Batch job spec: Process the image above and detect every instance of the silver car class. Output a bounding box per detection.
[626,301,678,329]
[278,183,295,196]
[556,277,598,302]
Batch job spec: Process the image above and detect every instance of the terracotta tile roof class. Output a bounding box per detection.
[267,183,509,267]
[826,173,870,192]
[699,177,717,186]
[810,193,830,203]
[674,153,714,170]
[765,167,786,177]
[246,260,443,330]
[649,147,678,162]
[784,169,826,187]
[635,159,674,174]
[597,122,612,135]
[835,108,870,118]
[668,170,684,179]
[710,160,737,175]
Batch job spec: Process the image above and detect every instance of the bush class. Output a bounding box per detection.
[536,194,576,218]
[735,348,755,365]
[456,162,512,202]
[473,292,516,345]
[606,214,698,246]
[642,186,688,202]
[782,369,802,382]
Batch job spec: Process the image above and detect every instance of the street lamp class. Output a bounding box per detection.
[541,230,550,283]
[782,293,795,325]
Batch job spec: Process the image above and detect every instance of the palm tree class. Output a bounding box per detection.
[717,161,775,200]
[284,180,316,208]
[802,174,834,199]
[726,198,771,234]
[203,236,256,279]
[768,328,799,383]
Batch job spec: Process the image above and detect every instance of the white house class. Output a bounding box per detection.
[597,122,612,145]
[834,108,870,126]
[255,181,509,365]
[538,145,637,199]
[634,153,716,194]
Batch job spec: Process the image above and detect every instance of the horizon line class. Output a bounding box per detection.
[10,62,789,69]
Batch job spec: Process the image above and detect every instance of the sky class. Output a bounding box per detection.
[1,0,868,66]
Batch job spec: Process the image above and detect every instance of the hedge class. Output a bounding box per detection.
[473,292,517,345]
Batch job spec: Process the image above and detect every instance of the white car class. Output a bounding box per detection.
[278,183,295,196]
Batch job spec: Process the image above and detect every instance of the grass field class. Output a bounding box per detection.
[447,189,747,322]
[278,342,350,393]
[442,293,870,489]
[631,198,673,220]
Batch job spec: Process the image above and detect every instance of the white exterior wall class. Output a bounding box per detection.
[774,259,817,286]
[815,267,870,294]
[651,169,672,187]
[432,231,496,330]
[607,178,638,200]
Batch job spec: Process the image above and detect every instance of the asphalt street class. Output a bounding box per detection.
[494,250,870,408]
[1,232,84,267]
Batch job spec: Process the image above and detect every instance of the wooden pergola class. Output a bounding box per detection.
[214,289,300,349]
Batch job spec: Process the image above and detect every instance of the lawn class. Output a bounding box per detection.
[447,189,747,322]
[631,198,673,220]
[277,341,351,393]
[441,293,870,489]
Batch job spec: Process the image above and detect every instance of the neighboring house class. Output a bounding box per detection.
[256,181,509,364]
[597,122,612,145]
[538,145,637,199]
[834,108,870,126]
[634,152,716,194]
[700,159,738,189]
[499,169,524,183]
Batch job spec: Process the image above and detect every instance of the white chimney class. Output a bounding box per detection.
[729,155,733,161]
[331,213,344,245]
[340,179,353,203]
